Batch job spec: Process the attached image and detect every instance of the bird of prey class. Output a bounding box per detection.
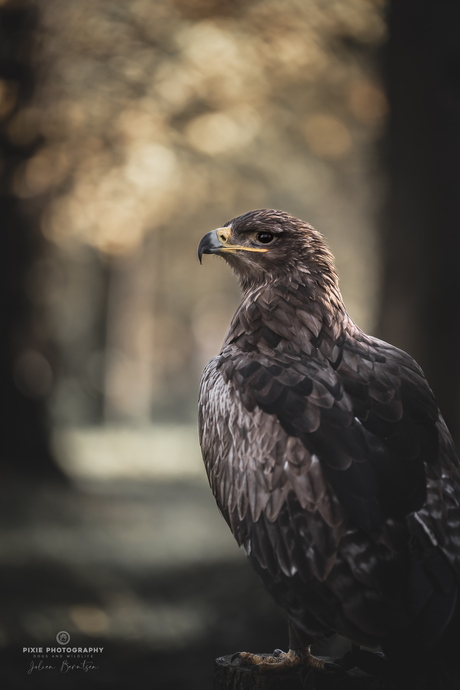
[197,209,460,676]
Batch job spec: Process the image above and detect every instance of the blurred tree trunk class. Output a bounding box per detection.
[378,0,460,445]
[0,0,63,480]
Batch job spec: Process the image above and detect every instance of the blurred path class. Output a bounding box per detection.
[0,426,287,689]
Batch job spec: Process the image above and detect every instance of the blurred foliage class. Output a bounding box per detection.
[3,0,388,424]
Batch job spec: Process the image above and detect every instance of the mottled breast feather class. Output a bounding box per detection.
[198,276,460,645]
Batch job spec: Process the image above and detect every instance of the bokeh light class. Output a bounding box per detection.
[13,0,389,429]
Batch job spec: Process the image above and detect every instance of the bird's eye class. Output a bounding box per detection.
[256,232,274,244]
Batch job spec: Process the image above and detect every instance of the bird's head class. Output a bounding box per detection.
[198,209,339,293]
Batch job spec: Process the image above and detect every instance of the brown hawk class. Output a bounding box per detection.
[197,209,460,677]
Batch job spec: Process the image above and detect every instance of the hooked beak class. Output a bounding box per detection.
[198,230,224,264]
[198,227,269,264]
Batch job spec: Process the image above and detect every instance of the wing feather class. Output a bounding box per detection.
[198,280,460,644]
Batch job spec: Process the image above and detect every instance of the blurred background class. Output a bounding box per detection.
[0,0,459,688]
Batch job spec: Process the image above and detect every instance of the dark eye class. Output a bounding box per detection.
[256,232,274,244]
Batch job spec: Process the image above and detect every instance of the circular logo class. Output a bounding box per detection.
[56,631,70,645]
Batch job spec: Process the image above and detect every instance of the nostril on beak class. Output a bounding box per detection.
[216,227,231,245]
